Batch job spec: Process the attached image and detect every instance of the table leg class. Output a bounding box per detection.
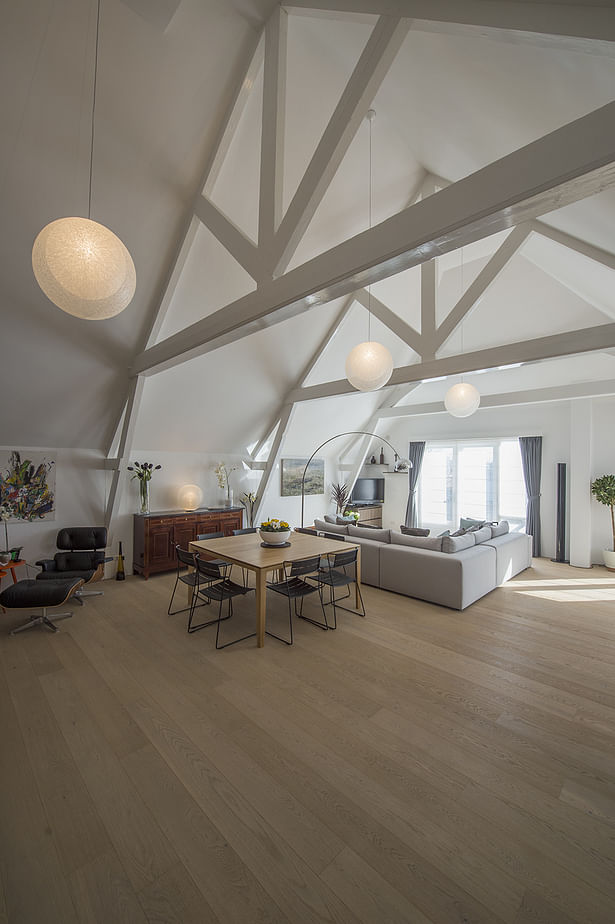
[355,547,361,609]
[255,570,266,648]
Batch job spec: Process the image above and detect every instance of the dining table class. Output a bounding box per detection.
[189,530,361,647]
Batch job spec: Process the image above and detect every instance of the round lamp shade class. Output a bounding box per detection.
[444,382,481,417]
[345,341,393,392]
[32,217,136,319]
[178,484,203,511]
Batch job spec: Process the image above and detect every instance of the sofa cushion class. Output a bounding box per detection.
[341,535,382,586]
[484,531,531,584]
[399,526,430,536]
[347,525,391,543]
[472,526,493,545]
[490,520,510,538]
[441,533,475,553]
[390,531,443,551]
[323,514,337,524]
[314,518,348,535]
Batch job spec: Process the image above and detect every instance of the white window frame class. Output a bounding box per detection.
[417,437,526,533]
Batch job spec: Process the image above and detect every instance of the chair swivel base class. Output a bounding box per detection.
[10,609,73,636]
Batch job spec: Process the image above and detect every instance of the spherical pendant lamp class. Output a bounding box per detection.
[178,484,203,511]
[345,341,393,392]
[444,381,481,418]
[32,217,136,319]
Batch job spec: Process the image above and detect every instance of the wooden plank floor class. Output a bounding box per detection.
[1,558,614,924]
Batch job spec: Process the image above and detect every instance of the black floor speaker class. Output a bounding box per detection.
[552,462,569,563]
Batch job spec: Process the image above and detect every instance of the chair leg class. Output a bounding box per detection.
[215,595,255,649]
[265,595,294,645]
[298,590,329,630]
[10,608,73,636]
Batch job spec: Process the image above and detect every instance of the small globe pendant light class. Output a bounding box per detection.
[444,381,481,417]
[345,110,393,392]
[32,0,135,320]
[445,247,480,417]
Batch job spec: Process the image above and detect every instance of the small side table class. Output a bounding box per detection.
[0,559,27,585]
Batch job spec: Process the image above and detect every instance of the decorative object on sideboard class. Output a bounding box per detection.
[178,484,203,511]
[300,432,410,527]
[345,111,393,393]
[215,462,237,507]
[32,0,135,319]
[116,541,126,581]
[0,505,12,564]
[590,473,615,570]
[128,461,162,515]
[240,491,258,527]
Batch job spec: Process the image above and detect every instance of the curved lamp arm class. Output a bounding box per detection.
[300,431,411,527]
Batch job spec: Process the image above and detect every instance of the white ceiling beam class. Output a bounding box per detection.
[283,2,615,48]
[531,220,615,273]
[272,15,409,276]
[435,224,532,351]
[202,32,264,198]
[288,323,615,402]
[253,403,295,523]
[259,6,288,259]
[354,289,422,355]
[419,176,437,357]
[376,379,615,418]
[193,195,263,284]
[105,376,145,529]
[131,101,615,378]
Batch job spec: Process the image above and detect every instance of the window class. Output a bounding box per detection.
[418,438,526,532]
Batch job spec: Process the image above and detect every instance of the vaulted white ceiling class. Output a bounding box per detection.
[2,1,615,513]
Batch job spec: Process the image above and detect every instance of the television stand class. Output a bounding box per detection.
[352,504,382,528]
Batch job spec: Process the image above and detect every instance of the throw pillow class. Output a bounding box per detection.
[390,532,443,551]
[399,526,430,536]
[336,515,356,524]
[347,525,391,543]
[438,529,451,538]
[323,514,337,524]
[460,516,488,530]
[451,527,468,537]
[441,533,475,553]
[490,520,510,538]
[472,526,492,545]
[313,518,349,535]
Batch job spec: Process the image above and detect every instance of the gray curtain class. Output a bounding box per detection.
[519,436,542,557]
[404,441,426,528]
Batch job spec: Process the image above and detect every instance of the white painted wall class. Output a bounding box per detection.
[590,396,615,563]
[0,447,106,587]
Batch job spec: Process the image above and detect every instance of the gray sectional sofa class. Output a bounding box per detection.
[313,518,532,610]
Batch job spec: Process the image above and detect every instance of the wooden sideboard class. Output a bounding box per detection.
[133,507,243,578]
[354,504,383,528]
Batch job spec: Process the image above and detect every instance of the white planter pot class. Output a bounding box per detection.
[258,529,291,546]
[602,549,615,571]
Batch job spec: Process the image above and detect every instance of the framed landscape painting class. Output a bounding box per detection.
[281,458,324,496]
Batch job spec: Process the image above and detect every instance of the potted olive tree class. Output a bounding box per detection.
[590,474,615,570]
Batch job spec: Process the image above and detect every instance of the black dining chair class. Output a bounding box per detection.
[316,547,365,629]
[231,527,257,585]
[168,545,201,617]
[266,555,327,644]
[192,555,255,648]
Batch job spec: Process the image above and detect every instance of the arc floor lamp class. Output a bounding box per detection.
[300,431,411,527]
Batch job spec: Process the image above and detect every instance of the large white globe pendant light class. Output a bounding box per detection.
[346,341,394,392]
[444,381,481,417]
[32,0,135,320]
[345,110,393,392]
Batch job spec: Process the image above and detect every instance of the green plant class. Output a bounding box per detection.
[591,474,615,551]
[343,508,360,522]
[331,482,350,514]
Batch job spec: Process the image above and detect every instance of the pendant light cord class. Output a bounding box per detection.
[460,246,464,381]
[88,0,101,221]
[367,110,373,342]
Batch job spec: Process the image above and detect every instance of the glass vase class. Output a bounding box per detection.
[225,488,233,508]
[139,479,150,514]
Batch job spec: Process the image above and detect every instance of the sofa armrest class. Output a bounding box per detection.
[35,558,57,572]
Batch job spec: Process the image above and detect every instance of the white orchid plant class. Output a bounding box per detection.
[214,462,238,499]
[0,503,13,554]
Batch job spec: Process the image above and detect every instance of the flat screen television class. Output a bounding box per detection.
[350,477,384,504]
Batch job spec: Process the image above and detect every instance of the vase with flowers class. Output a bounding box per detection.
[258,518,291,546]
[128,461,162,514]
[215,462,238,507]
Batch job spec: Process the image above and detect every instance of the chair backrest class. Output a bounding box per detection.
[328,548,358,569]
[194,554,224,580]
[232,528,257,535]
[288,555,321,578]
[175,545,194,568]
[196,531,224,540]
[57,526,107,551]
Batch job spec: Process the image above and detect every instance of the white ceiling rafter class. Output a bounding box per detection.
[283,1,615,50]
[193,195,264,283]
[289,323,615,402]
[132,99,615,378]
[531,220,615,274]
[375,379,615,419]
[259,5,288,259]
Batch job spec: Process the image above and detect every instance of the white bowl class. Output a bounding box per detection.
[258,528,291,546]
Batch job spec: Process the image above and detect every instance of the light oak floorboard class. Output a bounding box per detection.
[0,558,614,923]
